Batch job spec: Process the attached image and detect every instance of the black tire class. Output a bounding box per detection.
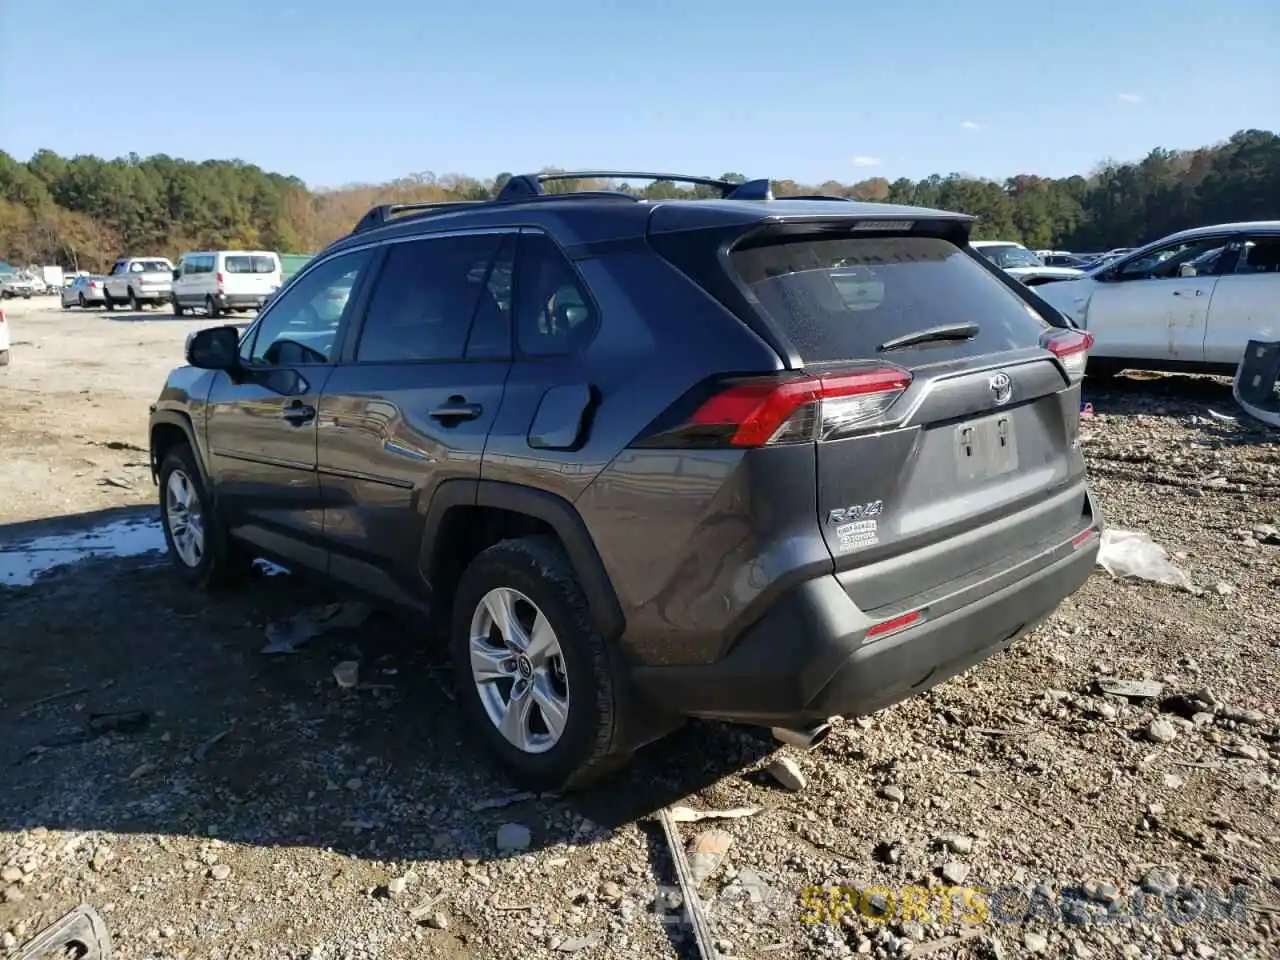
[0,350,9,367]
[173,297,185,317]
[61,298,71,310]
[127,289,140,312]
[103,291,114,311]
[205,296,221,319]
[157,443,249,588]
[451,536,630,791]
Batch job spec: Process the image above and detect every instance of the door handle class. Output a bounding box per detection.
[429,399,483,423]
[281,401,316,425]
[1173,289,1204,297]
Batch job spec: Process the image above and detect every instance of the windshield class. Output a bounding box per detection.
[977,244,1045,269]
[225,255,277,274]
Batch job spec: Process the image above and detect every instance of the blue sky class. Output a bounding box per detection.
[2,0,1276,188]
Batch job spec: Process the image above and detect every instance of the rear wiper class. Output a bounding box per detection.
[877,322,980,353]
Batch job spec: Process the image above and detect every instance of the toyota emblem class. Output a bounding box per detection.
[989,372,1013,405]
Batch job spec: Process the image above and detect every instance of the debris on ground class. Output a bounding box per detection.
[686,828,732,884]
[1096,528,1195,590]
[12,904,112,959]
[261,601,372,654]
[667,805,762,823]
[332,660,360,689]
[658,807,720,960]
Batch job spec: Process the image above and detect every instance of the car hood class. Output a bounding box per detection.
[1003,265,1086,278]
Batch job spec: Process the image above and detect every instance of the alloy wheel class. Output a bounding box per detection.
[164,469,205,568]
[468,587,570,754]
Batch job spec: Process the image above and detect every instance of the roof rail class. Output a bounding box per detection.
[495,171,775,203]
[779,194,853,202]
[352,200,487,235]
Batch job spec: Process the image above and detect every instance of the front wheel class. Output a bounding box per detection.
[158,444,249,588]
[451,536,630,791]
[173,297,185,316]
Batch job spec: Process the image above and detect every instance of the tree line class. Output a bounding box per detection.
[0,128,1275,272]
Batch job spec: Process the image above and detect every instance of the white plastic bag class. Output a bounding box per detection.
[1096,528,1194,591]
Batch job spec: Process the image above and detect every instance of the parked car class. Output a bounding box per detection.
[0,307,9,366]
[60,274,108,308]
[171,250,283,318]
[971,241,1086,286]
[149,171,1102,789]
[1035,221,1280,376]
[1035,250,1095,269]
[102,257,175,311]
[0,273,39,299]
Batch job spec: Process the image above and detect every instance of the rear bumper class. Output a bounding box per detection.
[216,293,271,309]
[630,521,1101,727]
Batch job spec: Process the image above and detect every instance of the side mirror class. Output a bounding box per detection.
[185,325,241,371]
[172,269,181,280]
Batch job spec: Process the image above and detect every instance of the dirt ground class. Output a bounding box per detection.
[1,297,1278,960]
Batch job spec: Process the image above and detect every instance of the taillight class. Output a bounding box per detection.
[89,281,98,288]
[216,272,225,292]
[634,365,912,449]
[0,309,5,325]
[1042,328,1093,384]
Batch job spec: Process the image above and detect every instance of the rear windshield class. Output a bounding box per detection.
[224,255,277,274]
[135,260,171,272]
[730,236,1051,364]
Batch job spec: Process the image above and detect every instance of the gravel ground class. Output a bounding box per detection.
[2,301,1278,960]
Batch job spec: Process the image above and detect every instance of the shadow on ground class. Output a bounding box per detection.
[0,507,776,875]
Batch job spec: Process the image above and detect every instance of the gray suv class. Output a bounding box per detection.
[148,172,1102,790]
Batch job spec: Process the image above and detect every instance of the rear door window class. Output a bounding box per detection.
[730,235,1051,364]
[355,234,508,363]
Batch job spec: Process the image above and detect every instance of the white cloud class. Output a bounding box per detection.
[851,155,882,168]
[960,120,982,130]
[1117,92,1144,104]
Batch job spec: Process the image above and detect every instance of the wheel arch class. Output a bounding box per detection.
[149,412,209,491]
[420,479,625,641]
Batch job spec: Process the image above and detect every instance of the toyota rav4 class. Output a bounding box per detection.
[148,171,1102,790]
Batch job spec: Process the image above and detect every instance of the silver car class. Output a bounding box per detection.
[60,275,108,308]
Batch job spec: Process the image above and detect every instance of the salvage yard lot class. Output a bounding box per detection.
[1,300,1278,960]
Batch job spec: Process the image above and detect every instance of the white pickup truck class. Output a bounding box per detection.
[1035,221,1280,376]
[102,257,175,311]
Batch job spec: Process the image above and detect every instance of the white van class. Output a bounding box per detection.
[171,250,282,317]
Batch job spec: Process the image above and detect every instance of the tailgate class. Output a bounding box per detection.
[730,231,1093,612]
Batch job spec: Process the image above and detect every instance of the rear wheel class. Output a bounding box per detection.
[451,536,629,791]
[103,291,114,311]
[205,296,221,319]
[158,443,249,588]
[173,297,185,317]
[127,289,140,312]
